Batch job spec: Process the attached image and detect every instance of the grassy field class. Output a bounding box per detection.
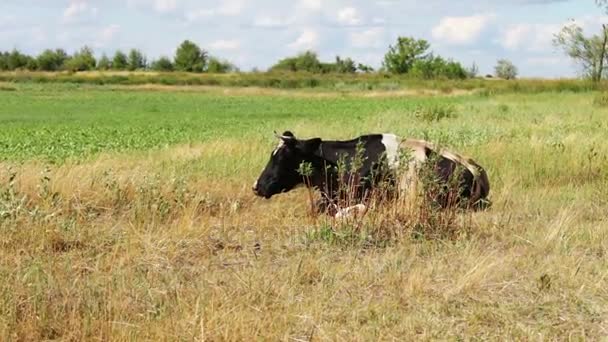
[0,82,607,340]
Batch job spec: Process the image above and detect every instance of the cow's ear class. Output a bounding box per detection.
[299,138,322,155]
[275,130,297,147]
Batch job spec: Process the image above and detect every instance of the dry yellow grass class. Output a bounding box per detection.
[1,136,607,340]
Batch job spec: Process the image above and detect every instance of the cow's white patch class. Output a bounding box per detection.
[252,180,258,189]
[381,133,400,169]
[334,204,367,219]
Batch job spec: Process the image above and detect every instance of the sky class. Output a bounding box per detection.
[1,0,607,77]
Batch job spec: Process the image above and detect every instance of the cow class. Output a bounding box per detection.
[252,131,490,217]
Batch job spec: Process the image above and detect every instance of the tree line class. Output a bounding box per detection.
[0,40,236,73]
[0,36,522,80]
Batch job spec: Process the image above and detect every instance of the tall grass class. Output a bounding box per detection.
[0,70,606,93]
[0,85,607,339]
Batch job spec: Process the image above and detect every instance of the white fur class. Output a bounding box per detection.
[381,133,400,169]
[272,140,285,156]
[334,204,367,219]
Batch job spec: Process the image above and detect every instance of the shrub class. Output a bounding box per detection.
[410,55,467,80]
[65,46,96,72]
[37,49,69,71]
[270,51,322,73]
[150,57,174,72]
[207,57,236,73]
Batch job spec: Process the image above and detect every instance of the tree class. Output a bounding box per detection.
[7,49,29,70]
[553,22,607,81]
[0,52,8,70]
[382,37,430,74]
[207,57,236,73]
[270,51,322,72]
[357,63,374,73]
[37,49,68,71]
[334,56,357,73]
[112,50,128,70]
[467,62,479,78]
[174,40,207,72]
[65,46,96,71]
[150,56,174,71]
[494,59,518,80]
[127,49,146,71]
[25,56,38,71]
[97,54,111,70]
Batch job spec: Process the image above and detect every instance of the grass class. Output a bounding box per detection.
[0,83,607,340]
[1,70,607,93]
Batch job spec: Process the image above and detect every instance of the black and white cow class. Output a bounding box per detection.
[252,131,490,217]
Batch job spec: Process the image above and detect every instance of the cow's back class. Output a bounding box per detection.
[397,138,490,208]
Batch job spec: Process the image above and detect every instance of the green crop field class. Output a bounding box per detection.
[0,82,607,340]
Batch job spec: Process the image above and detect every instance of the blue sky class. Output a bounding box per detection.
[1,0,606,77]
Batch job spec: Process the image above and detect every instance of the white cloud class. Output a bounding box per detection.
[185,9,215,22]
[526,56,565,66]
[371,17,386,25]
[337,7,362,26]
[350,27,385,49]
[501,24,530,50]
[94,24,121,48]
[63,0,89,20]
[500,23,560,51]
[218,0,245,16]
[288,29,319,50]
[298,0,321,11]
[30,27,47,43]
[210,39,240,50]
[100,24,121,41]
[253,16,292,28]
[0,15,16,30]
[432,13,495,45]
[154,0,178,13]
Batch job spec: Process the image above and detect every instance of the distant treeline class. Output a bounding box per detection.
[0,37,479,80]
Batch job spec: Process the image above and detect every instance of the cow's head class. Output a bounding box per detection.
[253,131,322,199]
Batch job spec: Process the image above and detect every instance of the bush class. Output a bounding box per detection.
[150,57,174,72]
[410,55,467,80]
[65,46,96,72]
[207,57,236,73]
[37,49,69,71]
[270,51,322,73]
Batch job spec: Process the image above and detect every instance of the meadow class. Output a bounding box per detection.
[0,81,607,340]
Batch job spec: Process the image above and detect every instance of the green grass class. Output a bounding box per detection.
[0,83,607,340]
